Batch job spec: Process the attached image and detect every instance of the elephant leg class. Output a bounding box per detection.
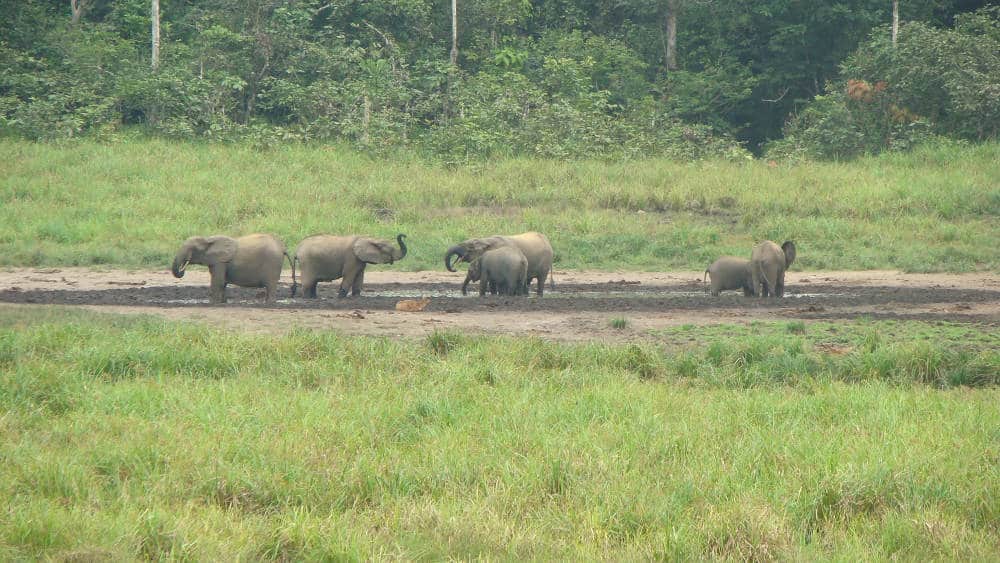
[209,263,227,304]
[479,277,487,297]
[339,263,360,298]
[351,265,366,297]
[776,270,786,298]
[766,267,780,298]
[305,280,319,298]
[265,282,276,303]
[298,272,318,298]
[535,273,547,296]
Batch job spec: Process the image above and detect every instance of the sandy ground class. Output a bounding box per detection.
[1,267,998,341]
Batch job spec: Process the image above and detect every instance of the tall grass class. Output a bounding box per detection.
[1,308,998,559]
[1,139,997,271]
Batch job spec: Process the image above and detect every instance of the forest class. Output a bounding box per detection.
[1,0,997,160]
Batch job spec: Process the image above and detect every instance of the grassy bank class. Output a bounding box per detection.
[1,139,997,272]
[2,308,998,559]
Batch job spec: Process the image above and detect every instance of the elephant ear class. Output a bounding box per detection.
[468,257,481,278]
[782,241,797,268]
[467,236,507,256]
[353,237,394,264]
[204,236,238,264]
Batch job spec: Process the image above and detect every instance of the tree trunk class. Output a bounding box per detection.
[665,0,678,71]
[362,95,371,145]
[891,0,899,46]
[450,0,458,67]
[70,0,87,25]
[151,0,160,70]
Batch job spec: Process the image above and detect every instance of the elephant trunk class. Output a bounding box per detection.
[171,250,190,278]
[445,245,466,272]
[396,234,408,261]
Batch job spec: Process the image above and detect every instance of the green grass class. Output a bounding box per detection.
[2,308,998,559]
[1,139,997,271]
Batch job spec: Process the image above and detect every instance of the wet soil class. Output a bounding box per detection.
[1,268,997,341]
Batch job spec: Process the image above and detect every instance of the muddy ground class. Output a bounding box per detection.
[1,268,997,341]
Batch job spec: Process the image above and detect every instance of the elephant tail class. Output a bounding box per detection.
[703,268,709,283]
[287,252,299,298]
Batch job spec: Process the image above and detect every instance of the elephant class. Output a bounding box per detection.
[291,234,407,298]
[171,233,289,304]
[445,232,554,296]
[750,240,797,298]
[462,257,494,296]
[461,246,528,297]
[704,256,755,296]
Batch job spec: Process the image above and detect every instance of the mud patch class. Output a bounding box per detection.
[0,269,997,340]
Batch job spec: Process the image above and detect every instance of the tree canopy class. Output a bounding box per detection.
[0,0,995,160]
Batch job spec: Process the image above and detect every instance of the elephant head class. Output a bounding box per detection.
[781,240,796,268]
[171,236,237,278]
[444,236,506,272]
[355,234,407,265]
[461,257,483,295]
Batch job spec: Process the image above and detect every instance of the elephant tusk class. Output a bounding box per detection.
[179,260,189,272]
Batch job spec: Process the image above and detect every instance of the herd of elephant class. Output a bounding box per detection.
[170,231,795,304]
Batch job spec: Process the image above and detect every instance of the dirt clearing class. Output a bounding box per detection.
[1,268,997,341]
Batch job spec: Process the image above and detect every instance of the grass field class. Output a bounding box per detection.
[1,139,997,272]
[2,139,998,558]
[2,308,998,559]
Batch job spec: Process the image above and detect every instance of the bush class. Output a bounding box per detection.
[769,7,1000,160]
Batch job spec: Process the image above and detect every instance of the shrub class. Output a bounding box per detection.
[769,8,1000,160]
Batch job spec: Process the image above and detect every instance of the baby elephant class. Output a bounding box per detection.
[462,246,528,297]
[704,256,755,297]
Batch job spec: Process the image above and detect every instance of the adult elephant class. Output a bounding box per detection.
[171,233,289,303]
[750,240,796,298]
[292,234,407,298]
[445,232,553,296]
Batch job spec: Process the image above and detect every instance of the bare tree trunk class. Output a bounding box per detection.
[151,0,160,70]
[362,95,372,145]
[665,0,678,71]
[450,0,458,67]
[891,0,899,46]
[70,0,87,25]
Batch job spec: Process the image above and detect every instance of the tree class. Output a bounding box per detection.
[70,0,89,24]
[892,0,899,45]
[151,0,160,69]
[451,0,458,67]
[665,0,678,70]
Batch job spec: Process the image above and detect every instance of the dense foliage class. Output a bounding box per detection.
[0,1,995,159]
[768,7,1000,160]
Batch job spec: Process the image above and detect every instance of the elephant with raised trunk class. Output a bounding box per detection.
[704,256,755,296]
[750,240,797,298]
[292,234,407,298]
[445,232,553,296]
[171,233,289,304]
[462,246,528,297]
